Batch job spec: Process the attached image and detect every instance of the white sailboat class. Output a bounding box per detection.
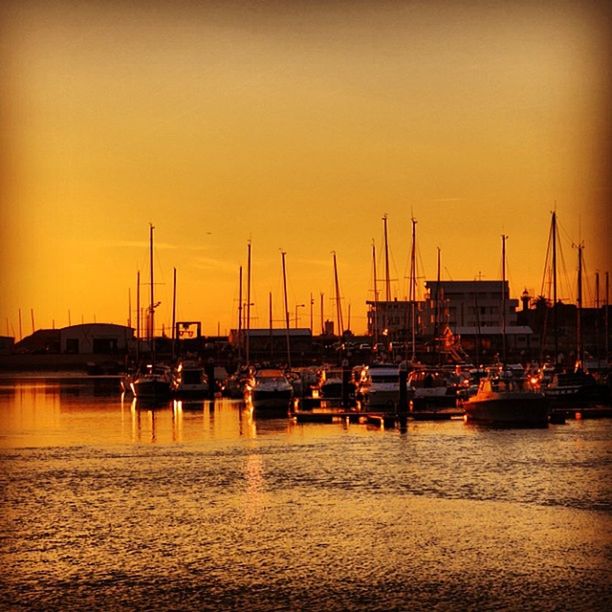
[131,224,172,401]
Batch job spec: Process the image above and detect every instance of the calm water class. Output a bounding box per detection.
[0,375,610,610]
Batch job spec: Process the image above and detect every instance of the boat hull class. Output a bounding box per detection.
[465,396,549,427]
[251,390,293,416]
[131,378,172,400]
[362,389,400,411]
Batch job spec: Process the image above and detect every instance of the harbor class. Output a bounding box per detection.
[2,1,611,609]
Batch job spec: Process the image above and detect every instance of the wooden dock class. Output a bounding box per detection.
[293,408,464,428]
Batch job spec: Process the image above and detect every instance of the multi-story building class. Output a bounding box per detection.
[422,280,534,361]
[366,299,419,342]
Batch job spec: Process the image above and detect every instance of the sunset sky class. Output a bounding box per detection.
[1,0,610,337]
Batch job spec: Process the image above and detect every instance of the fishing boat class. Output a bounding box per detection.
[465,370,548,426]
[172,360,209,398]
[246,369,294,416]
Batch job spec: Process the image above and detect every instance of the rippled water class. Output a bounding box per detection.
[1,376,611,610]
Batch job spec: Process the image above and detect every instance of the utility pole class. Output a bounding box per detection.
[309,293,314,333]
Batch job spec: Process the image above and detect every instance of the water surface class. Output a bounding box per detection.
[1,377,610,610]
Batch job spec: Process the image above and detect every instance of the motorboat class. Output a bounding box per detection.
[317,367,354,404]
[408,368,459,412]
[544,368,609,407]
[245,369,294,416]
[464,370,548,426]
[357,364,406,412]
[172,360,209,398]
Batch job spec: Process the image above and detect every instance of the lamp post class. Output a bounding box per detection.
[295,304,305,328]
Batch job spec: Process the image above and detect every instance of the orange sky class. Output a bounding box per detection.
[1,0,610,337]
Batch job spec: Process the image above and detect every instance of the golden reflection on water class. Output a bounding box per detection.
[0,380,264,447]
[1,379,611,610]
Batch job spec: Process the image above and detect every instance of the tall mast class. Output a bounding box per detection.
[281,251,291,368]
[171,267,177,361]
[433,247,441,363]
[149,223,155,362]
[383,214,391,301]
[576,242,584,367]
[269,291,274,361]
[410,218,417,362]
[595,272,600,367]
[246,241,252,365]
[281,252,292,367]
[552,211,558,363]
[237,266,243,363]
[332,251,344,337]
[128,288,132,329]
[372,240,379,345]
[136,271,140,361]
[474,279,481,366]
[501,234,508,366]
[606,272,609,364]
[320,292,324,335]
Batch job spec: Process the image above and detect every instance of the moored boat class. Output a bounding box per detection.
[464,372,548,427]
[246,369,294,416]
[408,367,459,412]
[172,360,209,398]
[131,364,172,401]
[357,364,405,412]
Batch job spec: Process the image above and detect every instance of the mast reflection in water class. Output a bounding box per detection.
[0,377,610,610]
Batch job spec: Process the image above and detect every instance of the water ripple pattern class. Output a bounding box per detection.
[0,379,610,610]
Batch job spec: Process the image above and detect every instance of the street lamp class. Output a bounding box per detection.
[295,304,305,328]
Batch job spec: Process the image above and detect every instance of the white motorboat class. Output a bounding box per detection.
[246,369,294,416]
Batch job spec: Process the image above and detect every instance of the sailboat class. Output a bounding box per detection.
[131,224,172,401]
[465,235,548,426]
[544,241,608,407]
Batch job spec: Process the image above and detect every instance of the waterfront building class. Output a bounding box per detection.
[366,299,419,342]
[60,323,135,354]
[421,280,535,362]
[0,336,14,355]
[229,328,313,363]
